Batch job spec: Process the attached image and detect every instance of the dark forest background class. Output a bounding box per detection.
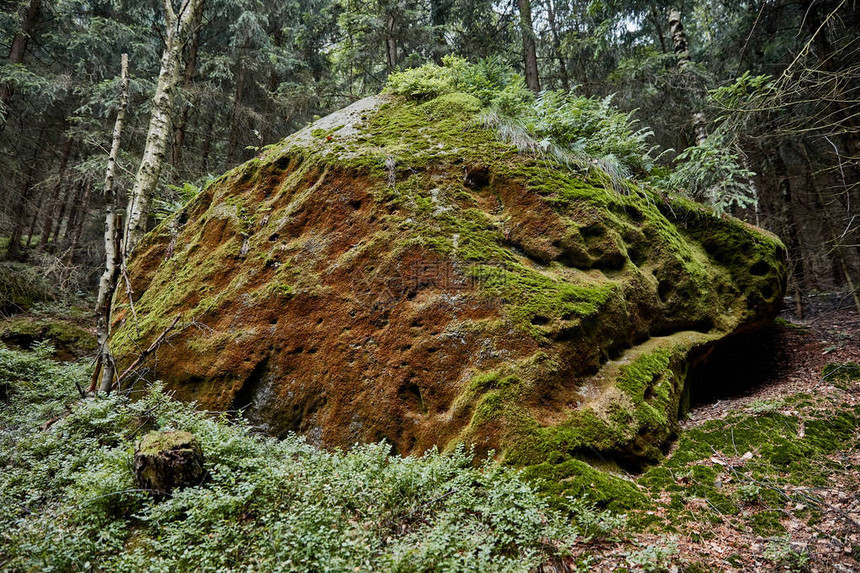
[1,0,857,314]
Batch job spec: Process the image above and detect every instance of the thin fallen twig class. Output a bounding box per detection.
[114,314,181,389]
[122,268,140,337]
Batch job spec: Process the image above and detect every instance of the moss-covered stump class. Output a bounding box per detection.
[133,431,205,497]
[112,92,786,467]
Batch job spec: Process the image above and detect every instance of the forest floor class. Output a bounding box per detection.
[1,295,858,572]
[564,298,860,572]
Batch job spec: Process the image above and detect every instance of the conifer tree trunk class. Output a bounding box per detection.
[171,10,203,169]
[226,53,245,165]
[6,135,42,259]
[770,144,806,318]
[60,182,85,254]
[518,0,540,92]
[92,54,130,394]
[39,137,74,252]
[430,0,451,62]
[651,5,667,53]
[64,179,92,264]
[200,120,212,172]
[799,142,860,312]
[259,28,282,147]
[24,187,45,249]
[801,0,858,155]
[385,14,398,70]
[50,190,70,251]
[545,0,569,91]
[124,0,205,257]
[260,73,279,146]
[0,0,41,122]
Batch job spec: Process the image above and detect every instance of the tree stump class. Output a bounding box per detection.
[133,430,205,498]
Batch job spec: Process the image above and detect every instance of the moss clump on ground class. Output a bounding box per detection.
[823,362,860,383]
[631,395,858,530]
[498,347,860,538]
[1,317,96,359]
[510,383,859,555]
[136,430,199,456]
[521,457,647,511]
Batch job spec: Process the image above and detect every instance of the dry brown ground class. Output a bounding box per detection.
[555,301,860,572]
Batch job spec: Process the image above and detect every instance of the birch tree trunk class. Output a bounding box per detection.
[124,0,205,258]
[668,8,690,65]
[91,54,130,394]
[668,8,708,146]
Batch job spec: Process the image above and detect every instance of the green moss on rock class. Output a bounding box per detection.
[111,85,787,475]
[823,362,860,383]
[1,317,96,359]
[521,457,647,511]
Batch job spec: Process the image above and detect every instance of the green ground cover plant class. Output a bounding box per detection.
[0,344,581,573]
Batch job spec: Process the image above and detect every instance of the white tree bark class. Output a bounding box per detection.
[94,0,205,394]
[92,53,129,394]
[669,9,708,146]
[668,8,690,65]
[692,111,708,146]
[124,0,205,257]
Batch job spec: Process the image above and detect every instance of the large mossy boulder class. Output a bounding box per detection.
[111,92,785,467]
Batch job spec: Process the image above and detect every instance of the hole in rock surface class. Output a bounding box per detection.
[750,260,771,276]
[687,325,787,407]
[231,358,270,412]
[463,164,490,189]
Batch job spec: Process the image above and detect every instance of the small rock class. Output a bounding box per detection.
[133,430,205,498]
